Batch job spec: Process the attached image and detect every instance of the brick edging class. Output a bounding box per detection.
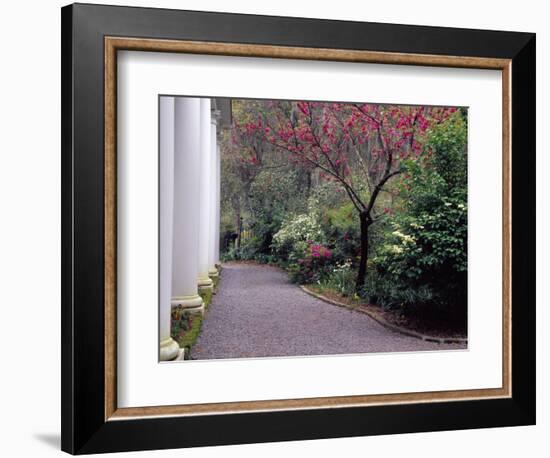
[299,285,468,345]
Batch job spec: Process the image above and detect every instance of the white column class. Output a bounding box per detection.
[197,98,214,290]
[208,113,220,278]
[159,97,180,361]
[215,142,221,266]
[172,97,204,314]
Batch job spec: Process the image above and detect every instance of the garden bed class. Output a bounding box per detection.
[303,284,467,343]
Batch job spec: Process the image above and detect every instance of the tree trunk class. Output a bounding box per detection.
[355,212,371,292]
[237,216,243,249]
[235,207,242,249]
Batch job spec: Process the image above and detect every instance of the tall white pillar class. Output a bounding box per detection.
[197,99,214,291]
[159,97,180,361]
[215,142,221,266]
[172,97,204,314]
[208,113,220,278]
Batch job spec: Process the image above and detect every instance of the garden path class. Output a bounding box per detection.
[192,262,466,359]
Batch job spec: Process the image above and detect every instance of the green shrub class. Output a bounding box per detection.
[361,269,435,310]
[319,261,357,297]
[254,253,277,264]
[364,196,467,319]
[364,111,468,322]
[221,242,257,261]
[246,169,308,257]
[321,203,360,262]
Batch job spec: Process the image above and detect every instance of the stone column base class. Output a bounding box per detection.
[208,266,219,278]
[172,294,205,316]
[159,337,180,361]
[197,274,213,292]
[174,347,187,361]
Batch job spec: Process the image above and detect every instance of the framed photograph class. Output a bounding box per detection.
[61,3,536,454]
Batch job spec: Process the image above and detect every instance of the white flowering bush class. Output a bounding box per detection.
[271,213,325,262]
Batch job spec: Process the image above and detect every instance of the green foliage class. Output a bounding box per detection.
[253,253,277,264]
[427,110,467,189]
[321,202,360,262]
[366,112,468,319]
[246,170,306,255]
[199,287,213,308]
[399,111,467,216]
[171,308,204,351]
[221,243,257,262]
[177,314,203,350]
[361,270,434,309]
[318,261,357,297]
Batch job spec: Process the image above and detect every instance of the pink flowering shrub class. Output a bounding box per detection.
[288,241,333,284]
[308,243,332,259]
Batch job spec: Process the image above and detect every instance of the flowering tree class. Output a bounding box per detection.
[233,100,455,290]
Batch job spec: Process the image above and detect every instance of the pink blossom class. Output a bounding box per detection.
[297,102,310,116]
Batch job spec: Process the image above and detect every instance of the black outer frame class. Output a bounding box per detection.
[61,3,535,454]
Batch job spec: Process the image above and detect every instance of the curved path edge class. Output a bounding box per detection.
[299,285,468,345]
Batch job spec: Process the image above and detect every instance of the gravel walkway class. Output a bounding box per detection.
[192,262,467,360]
